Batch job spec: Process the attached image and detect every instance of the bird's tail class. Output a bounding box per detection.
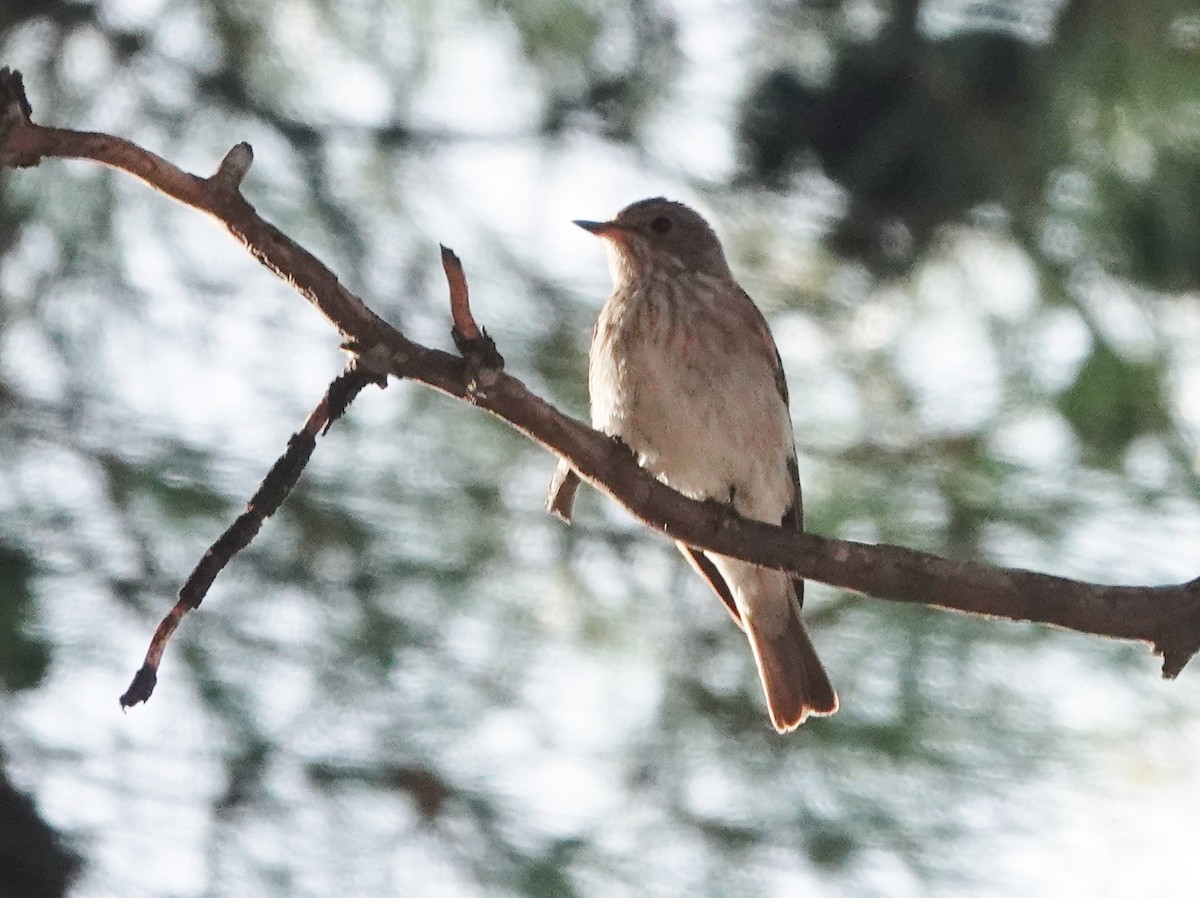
[743,578,838,732]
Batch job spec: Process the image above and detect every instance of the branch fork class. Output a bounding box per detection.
[440,244,503,398]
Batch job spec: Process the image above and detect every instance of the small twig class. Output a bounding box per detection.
[440,244,503,397]
[0,67,32,121]
[119,365,377,707]
[441,243,478,341]
[0,67,34,167]
[210,142,254,191]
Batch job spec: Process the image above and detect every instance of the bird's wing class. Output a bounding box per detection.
[738,287,805,604]
[680,544,743,628]
[546,461,581,523]
[732,285,791,407]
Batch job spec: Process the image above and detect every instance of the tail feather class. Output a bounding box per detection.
[680,545,837,732]
[745,593,838,732]
[546,460,581,523]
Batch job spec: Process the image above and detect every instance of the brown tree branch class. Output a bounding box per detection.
[119,365,378,707]
[5,67,1200,693]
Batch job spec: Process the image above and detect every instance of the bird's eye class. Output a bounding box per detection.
[650,216,673,235]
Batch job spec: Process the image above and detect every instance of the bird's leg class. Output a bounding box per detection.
[608,433,637,461]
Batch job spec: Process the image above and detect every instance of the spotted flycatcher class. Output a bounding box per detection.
[547,197,838,731]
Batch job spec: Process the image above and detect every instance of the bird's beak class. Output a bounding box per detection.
[573,219,618,236]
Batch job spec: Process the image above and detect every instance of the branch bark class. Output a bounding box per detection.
[4,67,1199,684]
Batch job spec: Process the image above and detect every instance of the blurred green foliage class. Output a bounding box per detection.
[0,543,47,690]
[1057,340,1170,464]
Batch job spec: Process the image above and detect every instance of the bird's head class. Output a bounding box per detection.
[574,197,732,285]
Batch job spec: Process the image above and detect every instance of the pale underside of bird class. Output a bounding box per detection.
[547,197,838,732]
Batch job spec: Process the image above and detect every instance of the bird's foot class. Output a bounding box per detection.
[701,486,740,535]
[607,433,637,461]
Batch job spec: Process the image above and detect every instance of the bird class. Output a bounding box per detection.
[547,197,838,732]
